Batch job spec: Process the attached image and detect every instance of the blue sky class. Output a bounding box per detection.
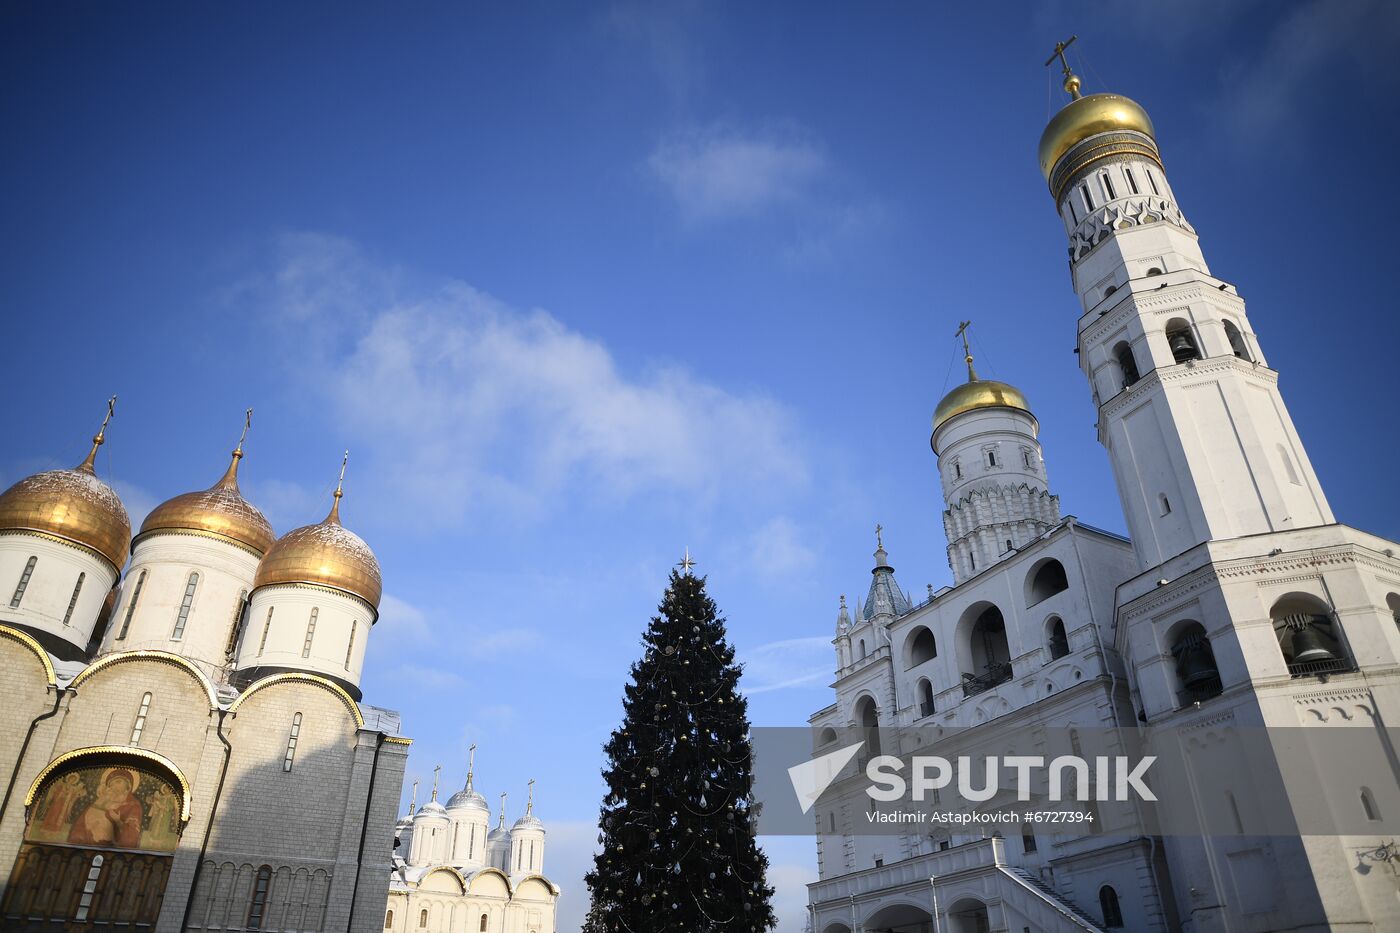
[4,2,1400,929]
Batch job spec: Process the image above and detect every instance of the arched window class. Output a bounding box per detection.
[1388,593,1400,629]
[116,569,146,640]
[817,726,837,745]
[1362,787,1381,822]
[284,712,303,772]
[1277,444,1302,486]
[258,606,274,655]
[952,459,962,480]
[131,692,152,743]
[1226,791,1244,833]
[963,604,1012,696]
[479,913,489,931]
[171,572,199,639]
[302,608,318,658]
[1099,885,1124,928]
[1027,560,1069,605]
[858,639,867,660]
[73,853,104,922]
[1125,167,1140,195]
[985,447,999,468]
[906,627,937,668]
[1171,621,1222,704]
[225,589,249,659]
[62,572,86,626]
[1146,266,1164,276]
[345,620,358,669]
[1113,341,1139,388]
[419,908,429,928]
[1165,318,1201,363]
[855,696,880,758]
[1159,494,1172,516]
[1271,593,1348,675]
[10,555,37,608]
[1047,617,1069,660]
[1223,319,1251,360]
[917,678,935,718]
[247,866,273,930]
[385,909,394,929]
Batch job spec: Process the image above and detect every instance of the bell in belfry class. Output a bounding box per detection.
[1169,332,1197,364]
[1175,636,1219,687]
[1288,621,1337,664]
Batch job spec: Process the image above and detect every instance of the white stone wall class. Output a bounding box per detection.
[102,532,260,680]
[0,533,117,656]
[236,584,372,691]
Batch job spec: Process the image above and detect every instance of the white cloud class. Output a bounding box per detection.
[648,124,828,222]
[386,663,465,691]
[739,635,833,695]
[377,593,431,641]
[110,479,158,534]
[748,516,818,578]
[253,234,807,527]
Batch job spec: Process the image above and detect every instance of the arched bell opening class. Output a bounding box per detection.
[3,748,189,930]
[1169,621,1222,705]
[1113,340,1140,389]
[1271,593,1352,677]
[960,603,1012,697]
[855,695,881,760]
[916,678,935,719]
[1165,318,1201,364]
[1223,319,1252,361]
[1046,616,1070,660]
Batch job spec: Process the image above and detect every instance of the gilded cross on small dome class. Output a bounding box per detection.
[235,408,252,456]
[677,547,696,574]
[955,320,979,382]
[79,395,118,472]
[1045,35,1083,100]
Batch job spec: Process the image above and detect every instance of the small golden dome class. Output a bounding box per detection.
[137,450,275,555]
[0,432,130,572]
[253,484,381,610]
[1038,92,1156,183]
[933,379,1032,434]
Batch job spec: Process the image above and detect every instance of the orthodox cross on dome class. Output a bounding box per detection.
[235,408,253,456]
[526,778,536,815]
[955,320,979,382]
[875,523,884,550]
[408,779,418,816]
[335,450,348,500]
[677,547,696,574]
[498,791,508,828]
[1045,35,1083,100]
[465,743,477,789]
[79,395,117,472]
[431,765,441,802]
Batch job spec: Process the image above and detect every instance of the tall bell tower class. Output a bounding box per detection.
[1038,39,1400,933]
[1039,40,1331,571]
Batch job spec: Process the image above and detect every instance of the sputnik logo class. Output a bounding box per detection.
[787,742,864,814]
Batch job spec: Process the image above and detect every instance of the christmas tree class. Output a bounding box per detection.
[584,556,776,932]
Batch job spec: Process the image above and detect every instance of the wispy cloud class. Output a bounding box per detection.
[648,123,829,222]
[739,635,832,694]
[606,0,707,101]
[245,233,808,527]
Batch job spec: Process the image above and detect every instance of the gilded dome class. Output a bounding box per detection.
[1038,92,1155,182]
[137,450,275,555]
[0,438,130,571]
[932,379,1032,434]
[253,489,381,610]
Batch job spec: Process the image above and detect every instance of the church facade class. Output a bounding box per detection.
[383,753,559,933]
[0,418,410,932]
[806,59,1400,933]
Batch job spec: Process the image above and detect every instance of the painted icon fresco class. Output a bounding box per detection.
[25,763,181,853]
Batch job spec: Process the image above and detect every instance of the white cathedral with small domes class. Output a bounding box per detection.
[0,410,412,932]
[807,50,1400,933]
[384,747,558,933]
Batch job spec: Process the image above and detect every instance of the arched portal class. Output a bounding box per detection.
[866,901,933,933]
[959,603,1012,696]
[946,896,991,933]
[2,748,189,930]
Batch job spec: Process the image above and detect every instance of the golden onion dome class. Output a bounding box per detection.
[253,469,381,610]
[1038,92,1155,183]
[933,378,1032,433]
[137,449,275,555]
[0,413,130,572]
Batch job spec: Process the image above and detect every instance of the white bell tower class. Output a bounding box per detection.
[1040,46,1331,571]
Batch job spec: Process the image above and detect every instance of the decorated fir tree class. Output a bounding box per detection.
[584,557,776,932]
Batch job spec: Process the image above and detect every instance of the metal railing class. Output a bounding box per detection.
[1287,656,1355,678]
[961,662,1013,698]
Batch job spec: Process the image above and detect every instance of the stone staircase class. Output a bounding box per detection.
[999,866,1106,932]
